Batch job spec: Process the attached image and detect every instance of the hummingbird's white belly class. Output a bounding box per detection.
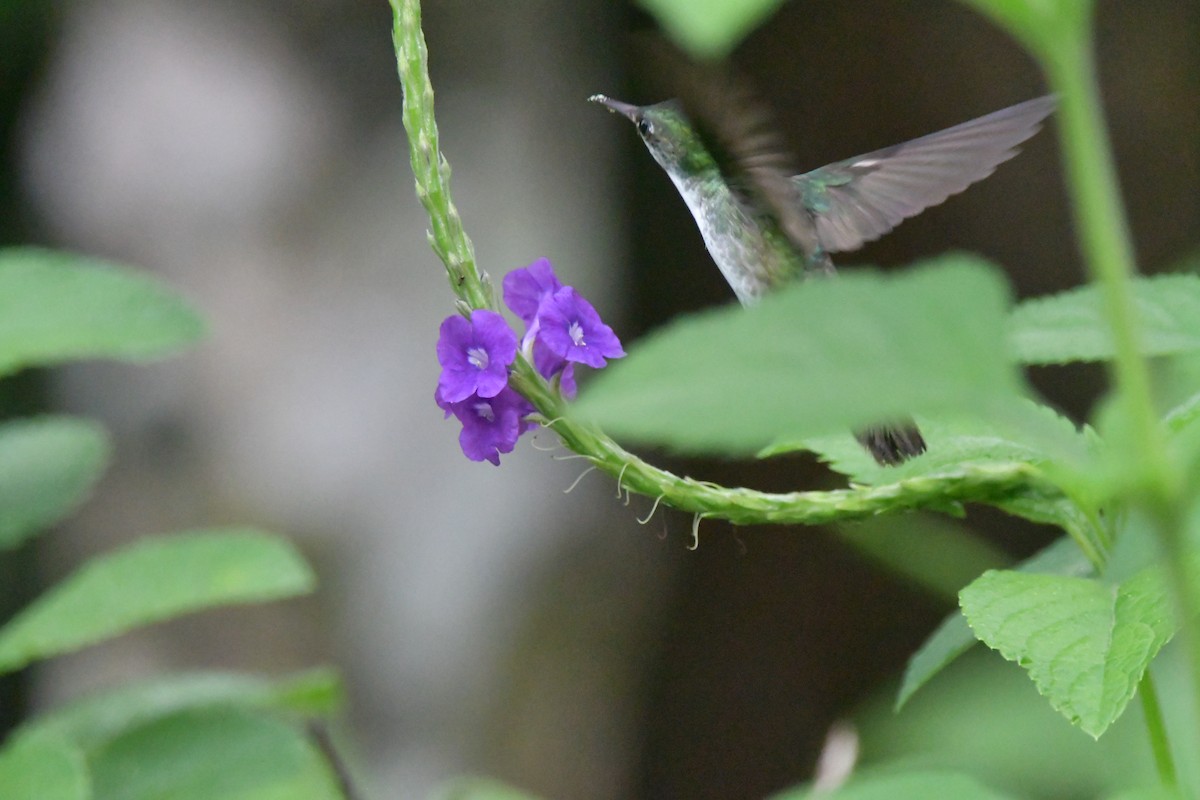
[669,173,786,307]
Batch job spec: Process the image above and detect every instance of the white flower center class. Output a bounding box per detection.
[467,346,489,370]
[472,401,495,423]
[568,321,585,347]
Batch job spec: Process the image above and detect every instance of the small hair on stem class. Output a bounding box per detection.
[615,462,630,499]
[638,494,665,525]
[563,465,598,494]
[688,513,711,551]
[529,434,559,452]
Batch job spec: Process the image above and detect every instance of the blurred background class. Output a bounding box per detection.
[0,1,1197,798]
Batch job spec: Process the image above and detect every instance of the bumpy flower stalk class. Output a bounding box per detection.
[390,0,491,311]
[390,0,1070,528]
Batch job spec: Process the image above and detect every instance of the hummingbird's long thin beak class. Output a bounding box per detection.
[588,94,639,121]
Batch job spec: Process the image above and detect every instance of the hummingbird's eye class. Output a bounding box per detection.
[636,118,652,138]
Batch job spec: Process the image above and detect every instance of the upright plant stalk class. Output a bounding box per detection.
[1046,38,1166,486]
[1138,671,1177,790]
[1040,13,1196,783]
[961,0,1198,778]
[389,0,491,311]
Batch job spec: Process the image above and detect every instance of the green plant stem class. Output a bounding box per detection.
[389,0,493,311]
[996,493,1105,572]
[510,361,1056,525]
[1047,37,1164,481]
[1044,19,1199,778]
[1138,670,1178,790]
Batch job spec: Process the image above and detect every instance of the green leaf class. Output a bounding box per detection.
[896,613,977,709]
[0,734,89,800]
[768,769,1016,800]
[434,778,546,800]
[89,707,341,800]
[862,650,1159,797]
[768,401,1106,552]
[897,536,1093,709]
[0,529,316,675]
[577,255,1021,455]
[767,400,1089,487]
[956,0,1092,67]
[0,417,109,550]
[1151,351,1200,424]
[960,564,1176,738]
[837,515,1009,602]
[1009,274,1200,365]
[1104,789,1188,800]
[22,669,343,752]
[1164,388,1200,433]
[0,248,204,378]
[636,0,787,60]
[268,667,346,718]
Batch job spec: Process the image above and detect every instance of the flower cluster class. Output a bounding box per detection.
[435,258,624,465]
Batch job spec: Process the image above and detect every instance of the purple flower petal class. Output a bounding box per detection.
[532,339,577,399]
[503,257,563,325]
[434,385,455,418]
[536,286,625,369]
[436,309,518,403]
[558,363,577,399]
[446,387,533,465]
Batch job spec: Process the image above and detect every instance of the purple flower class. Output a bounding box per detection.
[536,286,625,369]
[437,386,534,466]
[436,309,517,403]
[533,340,577,399]
[502,257,562,325]
[435,258,625,465]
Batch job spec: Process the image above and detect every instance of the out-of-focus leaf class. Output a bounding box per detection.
[766,400,1088,487]
[768,769,1017,800]
[89,707,341,800]
[0,417,109,550]
[636,0,787,59]
[956,0,1092,66]
[1104,789,1188,800]
[0,529,315,675]
[578,255,1021,455]
[1008,274,1200,364]
[0,247,204,378]
[837,515,1009,602]
[24,669,342,751]
[0,734,89,800]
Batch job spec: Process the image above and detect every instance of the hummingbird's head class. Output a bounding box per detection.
[589,95,709,177]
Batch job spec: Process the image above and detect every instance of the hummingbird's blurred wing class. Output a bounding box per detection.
[795,95,1056,253]
[636,34,826,262]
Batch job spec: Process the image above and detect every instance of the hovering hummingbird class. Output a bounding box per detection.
[590,91,1055,465]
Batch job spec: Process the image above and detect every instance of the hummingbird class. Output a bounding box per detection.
[590,91,1055,465]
